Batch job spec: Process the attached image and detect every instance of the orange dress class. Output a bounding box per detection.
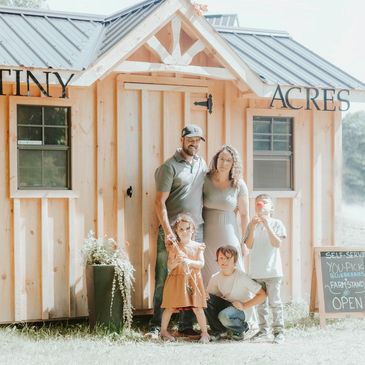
[161,241,207,309]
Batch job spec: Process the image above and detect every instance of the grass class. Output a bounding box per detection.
[0,303,337,342]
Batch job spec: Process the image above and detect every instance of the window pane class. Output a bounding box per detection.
[253,120,271,134]
[273,120,291,134]
[253,157,292,190]
[44,127,67,145]
[44,107,68,126]
[43,150,68,188]
[18,126,42,144]
[17,105,42,125]
[18,150,42,168]
[273,135,291,151]
[18,150,42,187]
[254,140,271,151]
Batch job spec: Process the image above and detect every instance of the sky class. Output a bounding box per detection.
[45,0,365,114]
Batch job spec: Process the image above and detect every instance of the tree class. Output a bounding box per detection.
[342,111,365,202]
[0,0,46,8]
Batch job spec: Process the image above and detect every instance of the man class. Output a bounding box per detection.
[148,124,207,337]
[205,245,266,340]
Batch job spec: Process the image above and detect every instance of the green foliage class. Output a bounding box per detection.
[0,0,46,8]
[342,111,365,202]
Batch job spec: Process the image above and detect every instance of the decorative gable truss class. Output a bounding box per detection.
[116,15,236,80]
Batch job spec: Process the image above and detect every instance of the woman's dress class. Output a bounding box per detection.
[202,176,248,284]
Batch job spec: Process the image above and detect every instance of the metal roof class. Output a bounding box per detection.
[205,14,239,27]
[0,2,364,90]
[217,27,365,89]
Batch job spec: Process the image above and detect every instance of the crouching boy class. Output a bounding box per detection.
[205,245,266,340]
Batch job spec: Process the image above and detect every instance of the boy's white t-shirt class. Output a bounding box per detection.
[207,269,262,302]
[245,218,287,279]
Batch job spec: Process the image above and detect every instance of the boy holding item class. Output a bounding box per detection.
[244,194,287,344]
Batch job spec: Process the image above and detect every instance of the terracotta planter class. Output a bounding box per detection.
[86,264,124,330]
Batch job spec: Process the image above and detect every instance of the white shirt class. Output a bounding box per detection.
[207,269,262,302]
[245,218,287,279]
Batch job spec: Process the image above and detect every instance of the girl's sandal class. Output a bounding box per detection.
[160,333,176,342]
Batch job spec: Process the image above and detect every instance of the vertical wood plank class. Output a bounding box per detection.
[332,109,342,245]
[184,92,190,125]
[96,80,104,238]
[68,197,76,317]
[291,193,302,301]
[13,198,25,321]
[41,198,52,319]
[141,90,151,308]
[0,92,13,322]
[224,81,231,145]
[245,110,254,191]
[116,79,126,248]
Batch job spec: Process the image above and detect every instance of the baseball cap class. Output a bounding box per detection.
[181,124,206,141]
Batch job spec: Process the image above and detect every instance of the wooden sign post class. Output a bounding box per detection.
[310,246,365,328]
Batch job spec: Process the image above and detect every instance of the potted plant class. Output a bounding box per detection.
[82,231,135,330]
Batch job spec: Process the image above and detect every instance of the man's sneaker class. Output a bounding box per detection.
[249,330,270,342]
[230,331,244,341]
[273,332,285,344]
[177,328,201,336]
[144,327,160,340]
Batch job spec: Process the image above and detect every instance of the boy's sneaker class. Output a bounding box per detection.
[210,331,228,341]
[249,330,270,342]
[273,332,285,344]
[230,331,245,341]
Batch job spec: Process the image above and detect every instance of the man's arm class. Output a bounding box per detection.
[232,288,266,311]
[155,191,175,242]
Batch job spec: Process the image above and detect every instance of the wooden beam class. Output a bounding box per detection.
[181,39,205,65]
[171,17,182,61]
[114,61,235,80]
[146,36,174,65]
[124,82,208,93]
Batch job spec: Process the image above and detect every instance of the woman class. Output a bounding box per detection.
[202,145,249,284]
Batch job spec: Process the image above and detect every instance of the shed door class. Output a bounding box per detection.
[117,79,210,310]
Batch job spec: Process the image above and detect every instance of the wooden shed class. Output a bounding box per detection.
[1,0,365,323]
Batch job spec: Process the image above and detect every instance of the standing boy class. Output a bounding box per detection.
[244,194,287,344]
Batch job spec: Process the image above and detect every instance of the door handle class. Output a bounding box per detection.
[126,186,133,198]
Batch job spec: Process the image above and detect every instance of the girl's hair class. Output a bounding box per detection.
[208,145,242,188]
[172,213,196,241]
[215,245,238,263]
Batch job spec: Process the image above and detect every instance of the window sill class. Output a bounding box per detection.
[250,191,299,199]
[11,190,79,199]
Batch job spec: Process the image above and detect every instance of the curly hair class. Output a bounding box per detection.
[172,213,196,241]
[207,145,243,188]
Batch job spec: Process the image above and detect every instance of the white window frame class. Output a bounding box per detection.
[9,96,78,198]
[246,108,299,198]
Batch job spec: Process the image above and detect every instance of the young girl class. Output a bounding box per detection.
[160,214,210,343]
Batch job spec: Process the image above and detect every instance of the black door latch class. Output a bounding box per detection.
[127,186,133,198]
[194,94,213,114]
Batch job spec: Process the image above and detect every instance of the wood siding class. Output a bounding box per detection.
[0,75,341,322]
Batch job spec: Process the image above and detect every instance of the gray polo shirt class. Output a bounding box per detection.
[155,149,207,225]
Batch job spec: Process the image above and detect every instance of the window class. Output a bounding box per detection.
[253,116,293,190]
[17,105,71,189]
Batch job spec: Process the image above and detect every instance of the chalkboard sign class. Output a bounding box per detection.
[310,247,365,327]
